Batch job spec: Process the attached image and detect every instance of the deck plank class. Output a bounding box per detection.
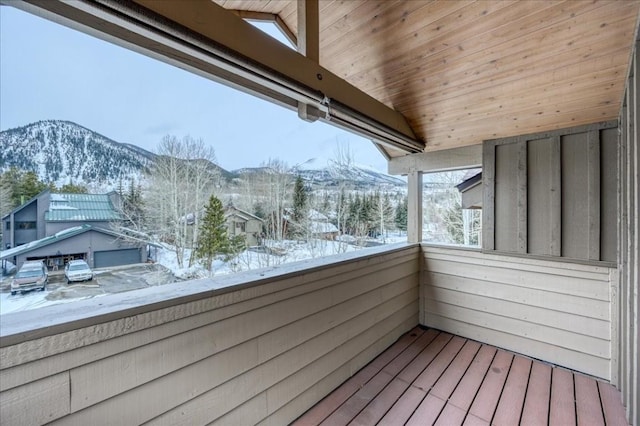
[292,327,424,425]
[405,394,446,426]
[468,349,513,422]
[296,328,628,426]
[430,340,481,401]
[521,361,552,426]
[597,381,629,426]
[434,403,467,426]
[349,378,408,426]
[377,386,425,426]
[549,368,576,426]
[320,371,393,426]
[492,356,532,426]
[412,336,466,392]
[383,329,440,376]
[574,374,605,426]
[395,332,452,383]
[463,413,490,425]
[448,345,497,412]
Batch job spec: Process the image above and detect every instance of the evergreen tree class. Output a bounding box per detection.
[11,171,52,206]
[60,182,88,193]
[395,195,408,231]
[291,175,309,238]
[195,195,231,272]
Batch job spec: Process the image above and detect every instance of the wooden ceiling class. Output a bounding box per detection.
[214,0,639,158]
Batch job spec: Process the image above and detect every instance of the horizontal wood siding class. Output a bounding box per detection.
[421,246,614,380]
[0,246,420,425]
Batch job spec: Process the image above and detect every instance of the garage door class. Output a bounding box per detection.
[94,248,141,268]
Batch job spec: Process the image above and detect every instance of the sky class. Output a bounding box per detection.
[0,5,388,172]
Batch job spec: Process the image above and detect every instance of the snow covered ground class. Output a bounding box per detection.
[0,233,408,315]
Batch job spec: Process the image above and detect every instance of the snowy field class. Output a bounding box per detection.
[0,233,407,315]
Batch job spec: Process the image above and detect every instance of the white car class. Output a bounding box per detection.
[64,260,94,284]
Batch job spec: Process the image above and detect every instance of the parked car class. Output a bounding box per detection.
[11,261,48,295]
[64,260,94,284]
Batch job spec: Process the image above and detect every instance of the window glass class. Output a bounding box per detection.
[422,169,482,247]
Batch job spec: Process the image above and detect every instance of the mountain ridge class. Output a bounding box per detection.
[1,120,406,190]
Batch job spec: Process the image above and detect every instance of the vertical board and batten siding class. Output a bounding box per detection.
[617,37,639,426]
[420,246,615,381]
[0,245,420,425]
[483,120,618,262]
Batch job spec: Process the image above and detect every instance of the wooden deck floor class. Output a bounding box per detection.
[292,327,628,426]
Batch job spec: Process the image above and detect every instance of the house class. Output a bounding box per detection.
[1,190,148,268]
[455,169,482,210]
[0,224,149,269]
[224,205,263,246]
[307,209,339,240]
[1,2,638,426]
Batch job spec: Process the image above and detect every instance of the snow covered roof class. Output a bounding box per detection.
[45,193,121,222]
[310,221,339,234]
[224,206,263,222]
[308,209,329,221]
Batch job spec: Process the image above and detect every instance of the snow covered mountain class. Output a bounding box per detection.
[1,120,406,190]
[231,162,406,190]
[0,120,154,187]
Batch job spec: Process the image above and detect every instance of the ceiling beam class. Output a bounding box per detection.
[297,0,320,122]
[388,145,482,175]
[128,0,423,152]
[297,0,318,62]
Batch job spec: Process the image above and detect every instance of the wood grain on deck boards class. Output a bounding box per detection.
[492,356,532,426]
[520,361,552,426]
[396,332,452,382]
[549,368,576,426]
[468,350,514,422]
[405,394,446,426]
[430,340,481,401]
[295,328,629,426]
[448,344,497,412]
[598,381,629,426]
[575,373,605,426]
[291,327,423,425]
[378,385,425,426]
[349,378,409,426]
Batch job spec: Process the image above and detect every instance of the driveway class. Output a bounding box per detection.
[1,263,178,302]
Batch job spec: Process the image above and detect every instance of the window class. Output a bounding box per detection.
[422,169,482,247]
[5,221,10,230]
[235,222,246,232]
[16,221,36,229]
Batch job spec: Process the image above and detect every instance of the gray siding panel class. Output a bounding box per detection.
[527,137,561,256]
[600,128,618,262]
[494,142,524,252]
[484,121,617,263]
[561,132,591,259]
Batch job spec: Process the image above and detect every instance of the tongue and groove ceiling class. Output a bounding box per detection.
[215,0,640,158]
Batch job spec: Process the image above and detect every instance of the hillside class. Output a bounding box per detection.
[1,120,406,191]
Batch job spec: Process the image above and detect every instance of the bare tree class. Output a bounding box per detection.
[146,135,221,268]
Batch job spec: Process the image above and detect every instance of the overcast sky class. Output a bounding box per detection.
[0,6,388,172]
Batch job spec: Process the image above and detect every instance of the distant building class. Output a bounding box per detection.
[1,190,149,269]
[224,205,264,247]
